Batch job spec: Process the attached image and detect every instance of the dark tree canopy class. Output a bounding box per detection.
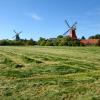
[81,36,86,39]
[89,34,100,39]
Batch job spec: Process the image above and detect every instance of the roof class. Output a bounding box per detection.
[80,39,100,45]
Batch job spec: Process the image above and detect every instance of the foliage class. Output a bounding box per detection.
[57,35,63,38]
[45,39,53,46]
[81,36,86,39]
[89,34,100,39]
[0,39,36,46]
[37,36,82,46]
[1,34,100,46]
[38,37,46,46]
[26,39,36,45]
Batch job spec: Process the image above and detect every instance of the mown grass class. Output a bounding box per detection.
[0,46,100,100]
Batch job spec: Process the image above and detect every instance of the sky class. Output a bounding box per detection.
[0,0,100,40]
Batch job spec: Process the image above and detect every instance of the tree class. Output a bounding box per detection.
[81,36,85,39]
[57,35,63,39]
[59,37,68,46]
[26,39,35,45]
[53,39,59,46]
[95,34,100,39]
[40,40,46,46]
[73,40,80,46]
[45,39,53,46]
[38,37,46,45]
[68,41,73,46]
[89,34,100,39]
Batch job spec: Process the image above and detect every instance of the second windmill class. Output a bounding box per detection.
[12,30,22,41]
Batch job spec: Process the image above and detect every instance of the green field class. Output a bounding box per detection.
[0,46,100,100]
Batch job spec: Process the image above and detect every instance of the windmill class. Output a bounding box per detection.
[12,30,22,41]
[63,20,77,39]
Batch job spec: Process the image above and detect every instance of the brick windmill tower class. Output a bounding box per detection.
[63,20,77,39]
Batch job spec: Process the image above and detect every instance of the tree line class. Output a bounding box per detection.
[38,35,82,46]
[0,39,36,46]
[0,34,100,46]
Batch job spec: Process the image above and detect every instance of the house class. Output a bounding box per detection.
[80,39,100,46]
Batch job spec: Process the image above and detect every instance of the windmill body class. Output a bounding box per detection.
[63,20,77,39]
[15,34,20,41]
[69,28,77,39]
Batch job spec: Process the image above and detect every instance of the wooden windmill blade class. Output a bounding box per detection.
[13,30,22,34]
[19,31,22,34]
[72,22,77,28]
[63,29,70,35]
[13,30,17,34]
[12,30,16,38]
[12,35,16,38]
[65,20,70,28]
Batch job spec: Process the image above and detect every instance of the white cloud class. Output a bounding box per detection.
[85,8,100,16]
[32,14,43,21]
[25,13,43,21]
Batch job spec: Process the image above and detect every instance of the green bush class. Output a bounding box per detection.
[0,39,36,46]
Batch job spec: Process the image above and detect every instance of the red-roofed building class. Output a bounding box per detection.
[80,39,100,46]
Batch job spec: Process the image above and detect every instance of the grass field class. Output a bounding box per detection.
[0,46,100,100]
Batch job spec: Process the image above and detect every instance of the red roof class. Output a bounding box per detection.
[80,39,100,45]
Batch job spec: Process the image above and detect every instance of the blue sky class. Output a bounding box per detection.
[0,0,100,40]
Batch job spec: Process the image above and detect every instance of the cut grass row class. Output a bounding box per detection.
[0,46,100,100]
